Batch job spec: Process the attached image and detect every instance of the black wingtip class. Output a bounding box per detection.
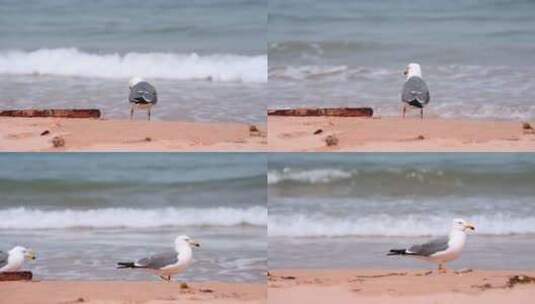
[117,262,136,269]
[387,249,407,256]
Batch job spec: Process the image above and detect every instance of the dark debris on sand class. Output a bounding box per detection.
[507,275,535,288]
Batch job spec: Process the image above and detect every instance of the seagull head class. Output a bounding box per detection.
[403,63,422,79]
[175,235,200,249]
[10,246,37,261]
[451,218,475,232]
[128,77,144,89]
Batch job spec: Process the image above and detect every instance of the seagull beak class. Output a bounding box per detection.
[189,240,200,248]
[403,69,408,76]
[465,223,475,231]
[25,250,37,261]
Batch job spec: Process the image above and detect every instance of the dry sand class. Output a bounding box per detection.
[268,269,535,304]
[0,118,266,152]
[0,281,265,304]
[268,116,535,152]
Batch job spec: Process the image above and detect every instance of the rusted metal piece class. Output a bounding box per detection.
[0,271,33,281]
[0,109,101,119]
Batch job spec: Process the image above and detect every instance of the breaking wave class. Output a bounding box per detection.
[0,48,267,83]
[269,214,535,237]
[0,206,267,229]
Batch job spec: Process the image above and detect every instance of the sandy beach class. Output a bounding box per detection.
[0,118,266,152]
[268,116,535,152]
[268,269,535,304]
[0,281,265,304]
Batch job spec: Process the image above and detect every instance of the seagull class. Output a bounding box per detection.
[401,63,430,119]
[0,246,37,272]
[117,235,200,282]
[128,77,158,120]
[387,218,475,273]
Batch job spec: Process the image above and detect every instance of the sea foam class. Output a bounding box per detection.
[269,214,535,237]
[0,206,267,229]
[267,168,353,185]
[0,48,267,83]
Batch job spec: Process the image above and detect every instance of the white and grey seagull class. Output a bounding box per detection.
[0,246,36,272]
[128,76,158,120]
[117,235,200,282]
[387,218,475,273]
[401,62,430,119]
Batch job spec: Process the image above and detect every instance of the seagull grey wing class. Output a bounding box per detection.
[129,82,158,104]
[407,237,449,256]
[135,251,178,269]
[0,251,8,268]
[402,76,430,105]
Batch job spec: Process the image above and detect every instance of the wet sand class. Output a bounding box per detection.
[268,269,535,304]
[0,118,266,152]
[268,116,535,152]
[0,281,265,304]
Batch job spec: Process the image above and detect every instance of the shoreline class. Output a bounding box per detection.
[268,269,535,304]
[268,116,535,152]
[0,117,266,152]
[0,281,266,304]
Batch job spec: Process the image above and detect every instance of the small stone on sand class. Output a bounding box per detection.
[522,122,534,134]
[52,136,65,148]
[249,125,265,137]
[180,282,189,289]
[40,130,50,136]
[313,129,323,135]
[325,135,338,146]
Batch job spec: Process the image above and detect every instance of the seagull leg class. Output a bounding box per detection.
[160,274,170,282]
[438,264,448,274]
[130,105,134,120]
[420,108,424,119]
[147,106,151,121]
[401,105,406,118]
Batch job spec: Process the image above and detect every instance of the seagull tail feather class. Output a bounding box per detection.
[117,262,137,269]
[387,249,407,256]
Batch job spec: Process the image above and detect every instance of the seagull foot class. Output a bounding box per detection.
[159,275,172,282]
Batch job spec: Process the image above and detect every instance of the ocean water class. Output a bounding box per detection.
[268,153,535,270]
[268,0,535,120]
[0,153,267,282]
[0,0,267,123]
